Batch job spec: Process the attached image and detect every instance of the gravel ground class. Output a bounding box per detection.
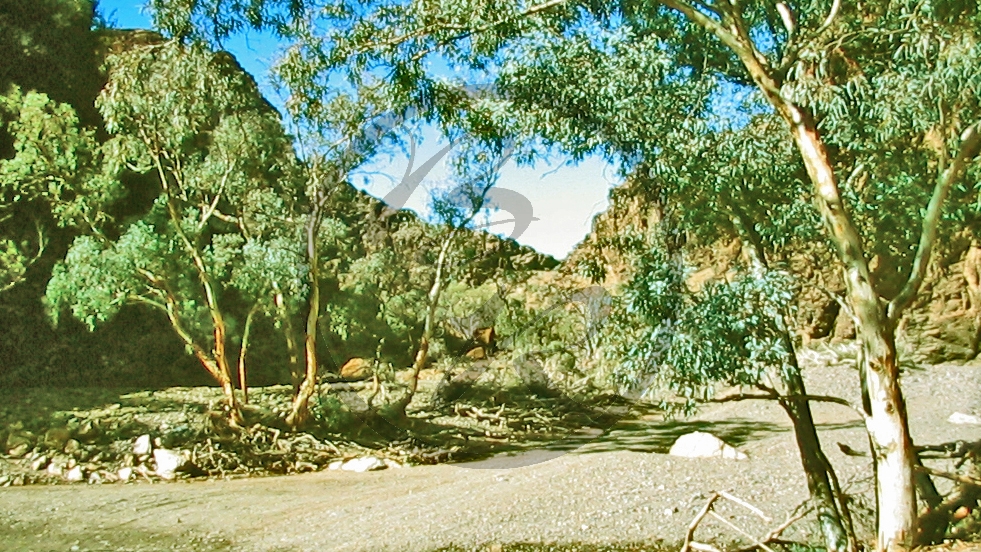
[1,356,980,552]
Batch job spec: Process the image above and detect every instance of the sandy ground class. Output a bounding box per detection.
[1,359,980,552]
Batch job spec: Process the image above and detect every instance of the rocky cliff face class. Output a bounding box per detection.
[565,178,981,363]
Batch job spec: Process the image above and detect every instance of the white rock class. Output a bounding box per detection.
[64,465,84,482]
[948,412,981,425]
[383,459,403,469]
[117,467,133,481]
[153,448,185,480]
[340,456,386,472]
[46,461,64,477]
[31,455,49,471]
[133,434,152,456]
[669,431,747,460]
[327,460,344,470]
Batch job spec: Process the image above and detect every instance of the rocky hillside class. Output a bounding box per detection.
[565,175,981,364]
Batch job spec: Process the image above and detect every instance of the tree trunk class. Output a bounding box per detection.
[857,326,917,552]
[729,208,853,552]
[208,305,243,426]
[273,283,302,392]
[237,305,258,405]
[287,206,323,429]
[780,365,855,552]
[161,290,243,426]
[789,117,917,552]
[394,232,455,416]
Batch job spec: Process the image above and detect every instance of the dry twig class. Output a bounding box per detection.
[681,491,812,552]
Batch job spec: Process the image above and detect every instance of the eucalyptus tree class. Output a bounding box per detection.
[607,116,856,551]
[45,40,302,426]
[392,155,511,415]
[150,1,525,425]
[497,12,981,547]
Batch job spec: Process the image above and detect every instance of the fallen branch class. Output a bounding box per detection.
[719,490,772,522]
[916,465,981,487]
[681,491,812,552]
[707,511,776,552]
[733,502,812,552]
[917,440,980,459]
[689,543,722,552]
[681,493,721,552]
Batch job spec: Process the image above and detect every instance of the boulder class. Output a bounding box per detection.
[46,460,64,477]
[8,442,30,458]
[43,428,71,451]
[75,419,100,442]
[153,448,185,480]
[5,429,35,456]
[31,455,49,471]
[473,327,496,348]
[514,354,551,388]
[669,431,747,460]
[340,456,387,472]
[63,439,82,456]
[340,358,373,380]
[117,467,133,481]
[133,434,152,456]
[64,465,84,483]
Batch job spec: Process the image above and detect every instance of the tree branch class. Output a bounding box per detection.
[0,222,45,294]
[815,0,842,35]
[711,391,869,422]
[348,0,570,58]
[915,465,981,487]
[198,166,232,231]
[889,121,981,322]
[775,2,795,37]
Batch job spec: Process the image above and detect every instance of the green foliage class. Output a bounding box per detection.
[47,223,167,330]
[46,39,303,368]
[608,239,797,408]
[0,87,115,294]
[0,89,110,218]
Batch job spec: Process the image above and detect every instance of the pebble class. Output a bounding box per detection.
[948,412,981,425]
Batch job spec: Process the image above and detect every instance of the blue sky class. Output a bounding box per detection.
[97,0,620,259]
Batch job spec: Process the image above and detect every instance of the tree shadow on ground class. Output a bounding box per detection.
[574,417,788,455]
[813,420,865,432]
